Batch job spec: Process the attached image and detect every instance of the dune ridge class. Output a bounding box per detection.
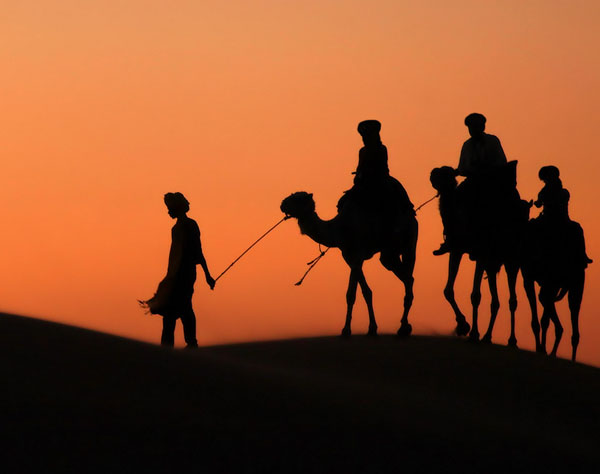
[0,312,597,473]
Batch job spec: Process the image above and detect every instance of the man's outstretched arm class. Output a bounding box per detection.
[197,250,215,290]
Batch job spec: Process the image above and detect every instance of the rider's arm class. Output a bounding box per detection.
[490,135,507,165]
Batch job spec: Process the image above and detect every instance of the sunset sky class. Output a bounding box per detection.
[2,1,599,365]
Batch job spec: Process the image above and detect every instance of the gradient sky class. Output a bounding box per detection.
[2,0,599,365]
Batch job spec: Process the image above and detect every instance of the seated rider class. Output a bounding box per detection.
[534,165,569,221]
[457,113,507,179]
[434,113,508,255]
[338,120,414,222]
[354,119,390,185]
[532,165,592,266]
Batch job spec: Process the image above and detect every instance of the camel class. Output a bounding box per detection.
[521,218,590,361]
[280,191,418,337]
[430,163,530,345]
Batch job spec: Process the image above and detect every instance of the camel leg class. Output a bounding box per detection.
[444,251,470,336]
[506,263,519,348]
[399,219,417,337]
[524,277,542,352]
[482,270,500,343]
[568,272,585,362]
[356,269,377,336]
[540,308,550,355]
[540,286,562,357]
[341,268,360,337]
[539,287,552,354]
[398,273,414,337]
[379,250,413,337]
[469,262,484,341]
[548,307,563,357]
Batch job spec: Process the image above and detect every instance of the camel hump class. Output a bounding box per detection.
[388,176,415,211]
[526,218,590,270]
[336,175,415,233]
[500,160,518,187]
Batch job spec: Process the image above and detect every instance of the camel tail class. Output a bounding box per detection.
[555,288,568,302]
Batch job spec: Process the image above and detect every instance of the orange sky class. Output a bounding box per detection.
[2,1,599,365]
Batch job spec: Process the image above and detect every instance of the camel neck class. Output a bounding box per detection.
[297,212,340,249]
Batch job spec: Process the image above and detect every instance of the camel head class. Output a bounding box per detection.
[280,192,316,218]
[430,166,458,195]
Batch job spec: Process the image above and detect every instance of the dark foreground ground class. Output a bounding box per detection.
[0,313,598,473]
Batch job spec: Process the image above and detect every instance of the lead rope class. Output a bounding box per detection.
[214,216,291,283]
[294,192,439,286]
[415,193,439,212]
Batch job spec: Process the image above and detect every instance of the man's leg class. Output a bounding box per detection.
[161,316,177,347]
[180,303,198,348]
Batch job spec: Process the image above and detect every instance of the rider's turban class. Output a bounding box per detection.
[464,113,486,127]
[357,120,381,137]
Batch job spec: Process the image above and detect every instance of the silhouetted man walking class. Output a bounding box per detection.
[142,192,215,348]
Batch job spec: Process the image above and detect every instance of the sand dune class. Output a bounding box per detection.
[0,312,597,473]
